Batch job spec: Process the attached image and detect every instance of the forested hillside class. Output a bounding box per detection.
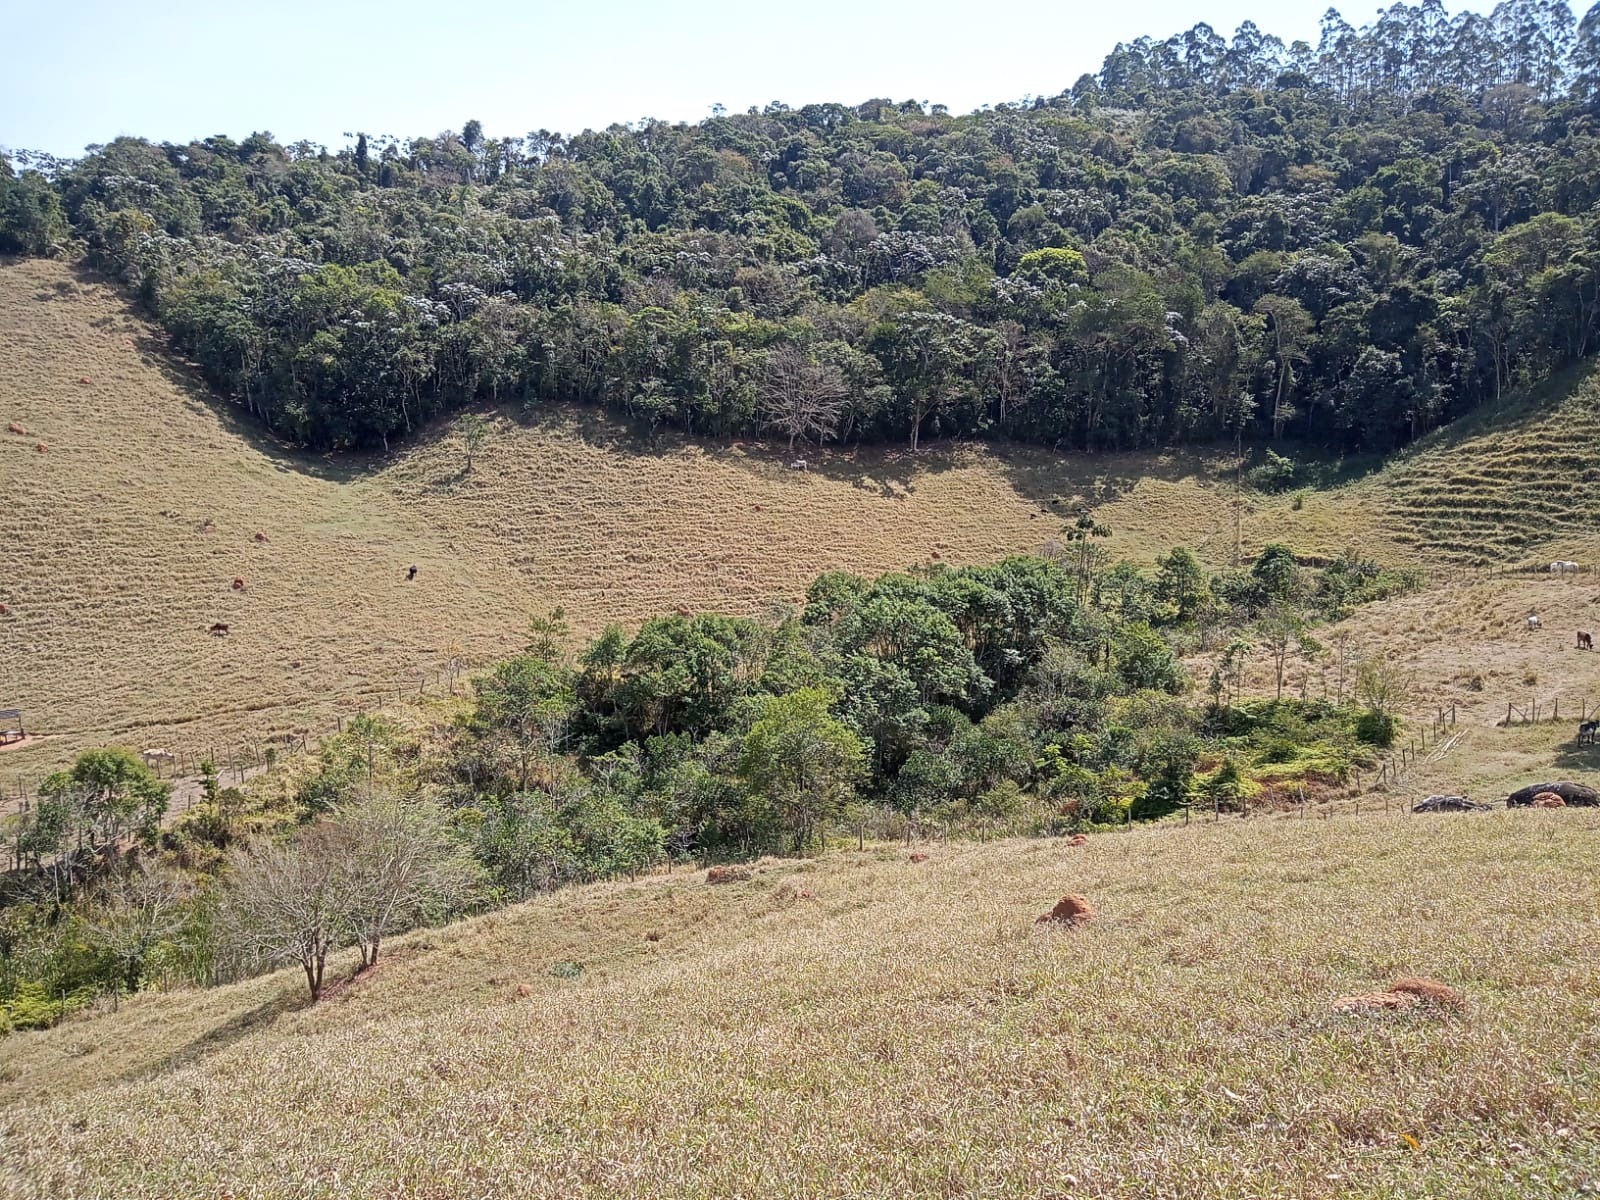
[5,1,1600,454]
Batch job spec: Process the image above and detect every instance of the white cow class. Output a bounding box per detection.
[1527,614,1543,630]
[1550,561,1580,575]
[141,748,177,768]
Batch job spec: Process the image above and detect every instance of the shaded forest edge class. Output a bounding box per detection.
[4,2,1600,458]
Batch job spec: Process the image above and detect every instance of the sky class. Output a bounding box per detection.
[1,0,1494,159]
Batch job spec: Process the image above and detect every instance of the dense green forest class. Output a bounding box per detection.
[5,2,1600,454]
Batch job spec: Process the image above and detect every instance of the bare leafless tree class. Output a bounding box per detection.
[334,793,481,969]
[222,823,351,1001]
[86,864,194,995]
[759,345,847,452]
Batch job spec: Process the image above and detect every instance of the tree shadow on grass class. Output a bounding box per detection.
[118,986,302,1085]
[67,261,377,487]
[1548,735,1600,774]
[55,256,1373,518]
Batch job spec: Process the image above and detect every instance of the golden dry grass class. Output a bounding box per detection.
[1372,365,1600,567]
[0,258,1406,776]
[7,252,1600,797]
[2,812,1599,1198]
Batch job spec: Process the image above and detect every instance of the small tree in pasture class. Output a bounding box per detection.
[223,823,351,1001]
[459,413,491,473]
[1355,654,1410,716]
[1257,603,1320,700]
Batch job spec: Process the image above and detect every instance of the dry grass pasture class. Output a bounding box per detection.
[6,252,1600,781]
[2,813,1598,1199]
[0,257,1384,775]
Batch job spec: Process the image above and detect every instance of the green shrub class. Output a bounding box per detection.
[1354,709,1398,747]
[1245,449,1299,491]
[3,981,71,1031]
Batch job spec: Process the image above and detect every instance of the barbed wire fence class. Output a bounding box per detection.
[0,655,480,869]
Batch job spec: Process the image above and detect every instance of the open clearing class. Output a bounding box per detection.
[2,812,1597,1198]
[6,254,1600,779]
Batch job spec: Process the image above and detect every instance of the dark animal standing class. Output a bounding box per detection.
[208,622,230,636]
[406,565,417,581]
[1580,632,1594,650]
[1580,721,1599,745]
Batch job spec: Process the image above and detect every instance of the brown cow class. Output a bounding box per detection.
[1579,632,1593,651]
[231,578,246,591]
[208,622,230,636]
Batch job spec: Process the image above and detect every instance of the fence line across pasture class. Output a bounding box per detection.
[1497,696,1600,727]
[0,657,480,871]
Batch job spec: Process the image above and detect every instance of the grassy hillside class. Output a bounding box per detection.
[1373,368,1600,567]
[0,258,1375,776]
[6,254,1600,780]
[2,812,1597,1198]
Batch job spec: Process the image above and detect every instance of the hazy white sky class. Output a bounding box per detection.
[1,1,1493,157]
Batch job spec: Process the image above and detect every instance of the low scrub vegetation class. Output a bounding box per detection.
[2,540,1412,1022]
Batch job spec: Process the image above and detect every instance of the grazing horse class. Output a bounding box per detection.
[1580,721,1599,745]
[1580,632,1594,650]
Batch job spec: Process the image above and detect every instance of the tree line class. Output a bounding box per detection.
[4,2,1600,454]
[2,540,1415,1018]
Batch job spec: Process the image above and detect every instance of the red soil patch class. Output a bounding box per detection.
[1389,976,1466,1007]
[705,865,752,884]
[1036,894,1095,927]
[1334,975,1464,1013]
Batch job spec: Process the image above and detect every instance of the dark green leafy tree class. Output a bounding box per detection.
[738,688,866,852]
